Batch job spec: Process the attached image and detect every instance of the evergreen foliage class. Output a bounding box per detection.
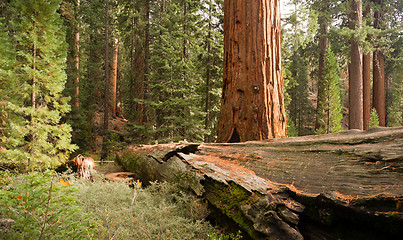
[0,0,77,171]
[315,47,343,134]
[120,0,224,143]
[386,57,402,127]
[369,108,380,128]
[288,49,316,136]
[0,171,96,239]
[282,0,318,136]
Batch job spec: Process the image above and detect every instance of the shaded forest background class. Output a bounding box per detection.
[0,0,402,171]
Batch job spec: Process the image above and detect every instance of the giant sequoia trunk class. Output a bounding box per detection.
[217,0,286,143]
[348,0,363,130]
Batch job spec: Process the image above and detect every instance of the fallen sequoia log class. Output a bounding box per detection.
[117,127,402,239]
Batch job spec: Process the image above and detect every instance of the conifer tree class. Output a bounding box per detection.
[369,108,380,128]
[288,49,315,136]
[0,19,15,140]
[1,0,77,171]
[282,0,317,136]
[316,47,343,134]
[201,0,224,142]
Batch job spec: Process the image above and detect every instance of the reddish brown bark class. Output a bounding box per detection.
[373,50,385,126]
[372,0,386,126]
[363,52,371,130]
[315,20,328,131]
[362,2,371,130]
[348,0,363,130]
[217,0,286,143]
[110,38,118,117]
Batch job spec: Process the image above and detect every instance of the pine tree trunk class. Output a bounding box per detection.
[315,20,328,131]
[134,13,144,124]
[372,0,386,126]
[73,0,80,109]
[142,0,150,141]
[204,4,212,143]
[363,2,371,130]
[102,0,110,160]
[217,0,287,143]
[110,38,118,117]
[348,0,363,130]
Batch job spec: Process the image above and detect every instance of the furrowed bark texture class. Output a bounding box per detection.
[217,0,286,143]
[348,0,363,130]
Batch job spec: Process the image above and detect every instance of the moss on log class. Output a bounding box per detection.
[117,128,403,239]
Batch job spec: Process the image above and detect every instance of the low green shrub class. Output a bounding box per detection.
[0,171,97,240]
[1,170,242,240]
[70,174,215,239]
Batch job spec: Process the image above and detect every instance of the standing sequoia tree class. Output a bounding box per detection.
[348,0,364,130]
[216,0,286,143]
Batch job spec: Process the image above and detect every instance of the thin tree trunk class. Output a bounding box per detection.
[73,0,80,109]
[363,1,371,130]
[143,0,150,141]
[32,43,36,109]
[204,4,212,143]
[102,0,110,160]
[348,0,363,130]
[129,8,135,120]
[217,0,287,142]
[315,19,328,131]
[363,52,371,129]
[373,50,385,126]
[372,0,386,126]
[110,38,118,117]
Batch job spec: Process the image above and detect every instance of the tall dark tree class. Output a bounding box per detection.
[314,0,330,131]
[102,0,110,160]
[316,47,343,134]
[202,0,224,142]
[1,0,77,171]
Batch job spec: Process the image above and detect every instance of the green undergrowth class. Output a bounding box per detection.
[1,170,240,240]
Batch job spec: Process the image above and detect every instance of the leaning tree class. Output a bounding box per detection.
[216,0,287,142]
